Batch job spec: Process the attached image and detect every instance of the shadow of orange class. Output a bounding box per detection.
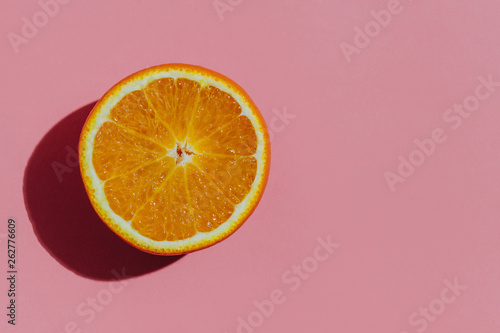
[23,102,184,280]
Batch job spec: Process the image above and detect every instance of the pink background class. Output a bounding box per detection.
[1,0,500,332]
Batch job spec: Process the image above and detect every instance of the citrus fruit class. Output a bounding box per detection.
[79,64,270,255]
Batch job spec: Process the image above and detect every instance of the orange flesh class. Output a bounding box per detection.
[92,78,258,241]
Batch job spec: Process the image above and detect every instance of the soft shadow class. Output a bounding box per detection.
[23,102,184,281]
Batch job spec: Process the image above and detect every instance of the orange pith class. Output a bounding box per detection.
[79,64,270,255]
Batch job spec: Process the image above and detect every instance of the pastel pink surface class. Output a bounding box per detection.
[1,0,500,332]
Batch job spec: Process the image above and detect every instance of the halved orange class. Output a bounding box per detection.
[79,64,270,255]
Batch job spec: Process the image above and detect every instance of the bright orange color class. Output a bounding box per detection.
[79,64,270,255]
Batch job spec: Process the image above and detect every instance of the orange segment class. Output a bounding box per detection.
[142,78,201,142]
[131,167,195,241]
[143,78,177,130]
[92,121,167,181]
[188,85,242,142]
[79,64,270,255]
[171,78,202,142]
[193,116,258,155]
[185,163,235,232]
[104,157,176,221]
[193,154,257,204]
[109,90,176,148]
